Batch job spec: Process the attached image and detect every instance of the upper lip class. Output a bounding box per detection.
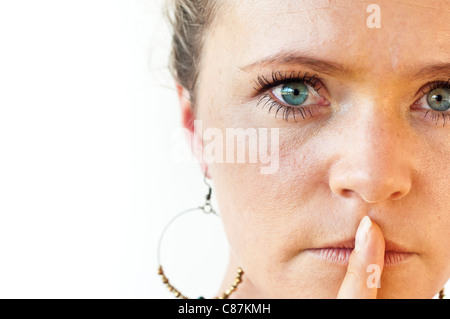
[310,238,412,253]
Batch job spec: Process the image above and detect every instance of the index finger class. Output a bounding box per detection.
[337,216,385,299]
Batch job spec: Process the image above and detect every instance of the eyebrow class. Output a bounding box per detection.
[239,50,450,81]
[239,51,360,78]
[411,63,450,81]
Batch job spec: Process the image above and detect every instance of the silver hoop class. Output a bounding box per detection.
[156,171,243,299]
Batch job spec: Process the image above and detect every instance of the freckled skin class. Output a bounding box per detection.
[182,0,450,298]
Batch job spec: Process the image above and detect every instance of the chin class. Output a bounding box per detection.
[265,253,434,298]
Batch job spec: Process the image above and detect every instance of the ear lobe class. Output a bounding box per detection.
[175,83,209,178]
[176,83,195,133]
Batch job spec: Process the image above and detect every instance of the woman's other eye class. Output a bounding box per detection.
[425,87,450,112]
[412,83,450,126]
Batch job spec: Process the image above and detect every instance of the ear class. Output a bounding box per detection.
[176,83,210,178]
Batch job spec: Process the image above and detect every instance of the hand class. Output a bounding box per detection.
[337,216,385,298]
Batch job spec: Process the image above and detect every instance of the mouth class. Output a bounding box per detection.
[305,239,415,267]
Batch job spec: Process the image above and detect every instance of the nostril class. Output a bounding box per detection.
[391,191,402,200]
[341,189,353,197]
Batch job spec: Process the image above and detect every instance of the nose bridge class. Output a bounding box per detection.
[329,99,412,203]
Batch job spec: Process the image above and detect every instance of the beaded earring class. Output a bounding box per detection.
[157,170,244,299]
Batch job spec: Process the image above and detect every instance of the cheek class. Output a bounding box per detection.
[413,161,450,255]
[208,129,329,272]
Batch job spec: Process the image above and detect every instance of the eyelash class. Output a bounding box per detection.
[253,72,450,127]
[419,79,450,96]
[253,71,325,122]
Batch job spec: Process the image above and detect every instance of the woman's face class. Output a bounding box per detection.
[188,0,450,298]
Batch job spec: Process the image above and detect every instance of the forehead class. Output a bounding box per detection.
[203,0,450,81]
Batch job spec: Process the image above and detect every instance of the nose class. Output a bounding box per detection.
[328,103,412,203]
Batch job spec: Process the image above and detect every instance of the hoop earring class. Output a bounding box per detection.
[157,170,244,299]
[439,288,445,299]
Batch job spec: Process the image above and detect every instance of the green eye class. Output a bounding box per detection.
[280,83,309,106]
[427,88,450,111]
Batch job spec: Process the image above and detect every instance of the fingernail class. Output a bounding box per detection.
[355,216,372,252]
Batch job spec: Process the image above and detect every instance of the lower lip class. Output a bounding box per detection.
[306,248,414,267]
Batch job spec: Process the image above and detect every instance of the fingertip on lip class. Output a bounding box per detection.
[359,216,374,235]
[361,215,372,225]
[354,216,372,252]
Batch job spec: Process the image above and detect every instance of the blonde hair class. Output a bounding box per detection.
[165,0,223,109]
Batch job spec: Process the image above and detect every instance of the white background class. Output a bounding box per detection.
[0,0,229,298]
[0,0,447,299]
